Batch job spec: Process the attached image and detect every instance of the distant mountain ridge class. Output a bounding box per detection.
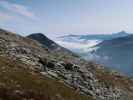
[56,31,130,53]
[56,31,133,76]
[89,34,133,76]
[59,31,129,42]
[27,33,64,50]
[0,28,133,100]
[27,33,78,57]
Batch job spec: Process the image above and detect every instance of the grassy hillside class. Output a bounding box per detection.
[0,56,93,100]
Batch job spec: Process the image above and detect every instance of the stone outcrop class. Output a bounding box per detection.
[0,29,133,100]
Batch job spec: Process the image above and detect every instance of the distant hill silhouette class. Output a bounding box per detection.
[91,34,133,76]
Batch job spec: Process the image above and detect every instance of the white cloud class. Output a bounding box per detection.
[0,1,37,20]
[0,12,13,21]
[55,40,100,51]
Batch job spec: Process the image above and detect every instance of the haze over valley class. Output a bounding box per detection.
[1,0,133,100]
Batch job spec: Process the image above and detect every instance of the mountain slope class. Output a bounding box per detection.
[0,28,133,100]
[55,31,129,56]
[90,34,133,76]
[27,33,77,57]
[27,33,62,50]
[0,56,91,100]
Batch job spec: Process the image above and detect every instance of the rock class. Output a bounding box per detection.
[64,62,74,70]
[47,71,58,78]
[0,29,132,100]
[73,65,80,71]
[38,58,47,70]
[38,58,56,70]
[47,61,55,69]
[38,58,47,65]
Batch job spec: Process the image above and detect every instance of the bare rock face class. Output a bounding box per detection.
[0,29,133,100]
[63,62,74,70]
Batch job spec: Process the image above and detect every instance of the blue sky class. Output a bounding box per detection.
[0,0,133,37]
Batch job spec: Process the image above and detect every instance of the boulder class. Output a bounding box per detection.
[64,62,73,70]
[47,61,55,69]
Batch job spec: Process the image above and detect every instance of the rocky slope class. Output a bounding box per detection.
[0,28,133,100]
[0,56,90,100]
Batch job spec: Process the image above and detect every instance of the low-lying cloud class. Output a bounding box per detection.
[55,40,100,52]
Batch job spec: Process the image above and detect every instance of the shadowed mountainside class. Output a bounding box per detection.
[91,34,133,76]
[0,28,133,100]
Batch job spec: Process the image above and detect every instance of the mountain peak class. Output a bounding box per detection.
[28,33,47,38]
[27,33,69,52]
[27,33,56,49]
[115,30,128,35]
[119,30,127,33]
[110,30,129,38]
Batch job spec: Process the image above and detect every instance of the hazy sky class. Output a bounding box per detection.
[0,0,133,37]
